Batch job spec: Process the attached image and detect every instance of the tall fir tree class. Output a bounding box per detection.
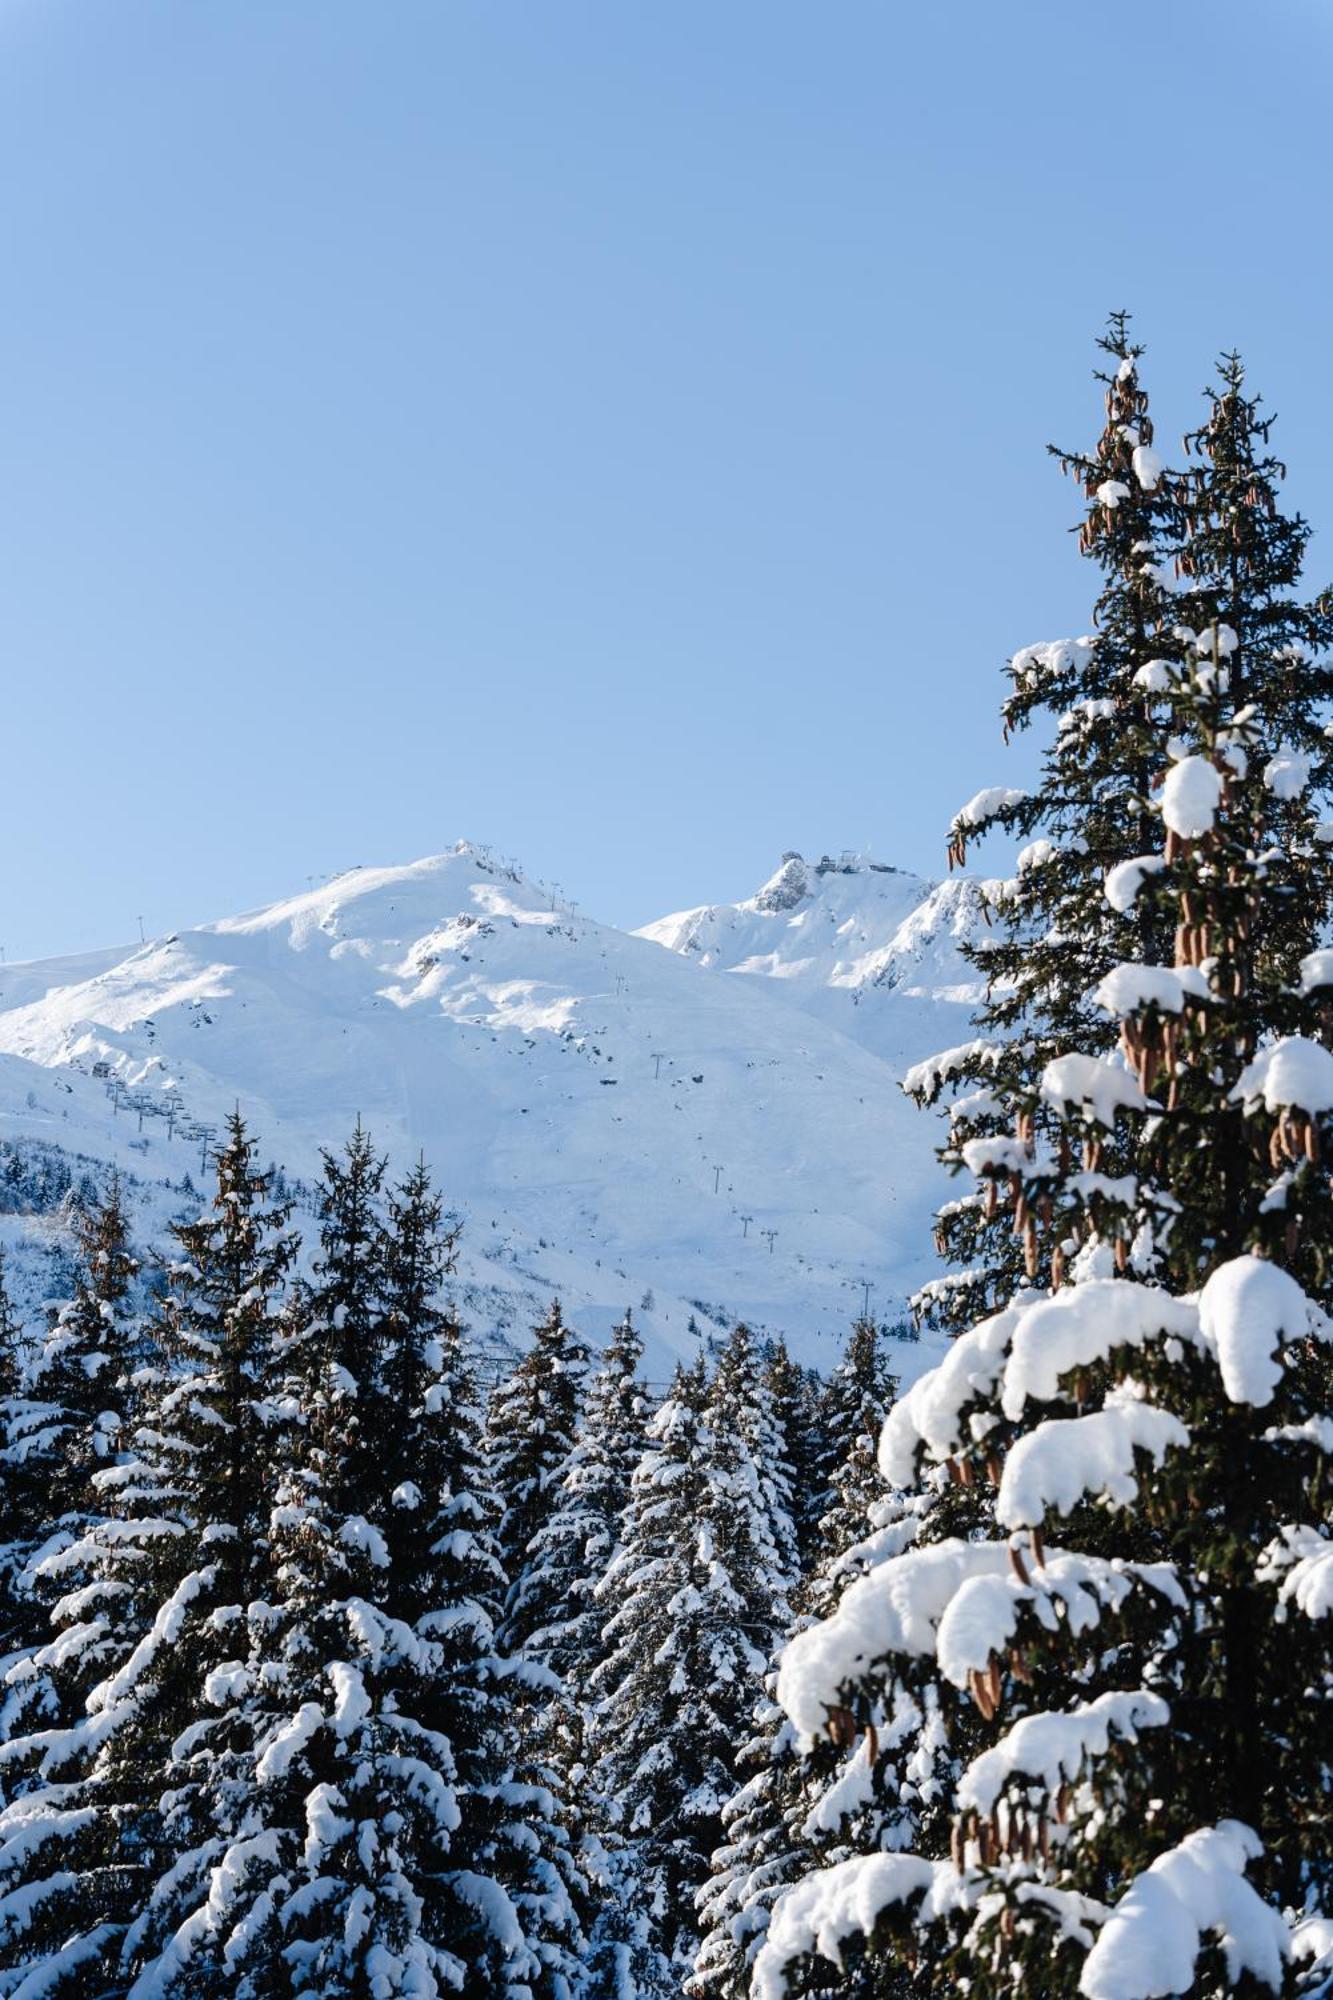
[761,1342,825,1581]
[0,1113,298,1997]
[486,1299,592,1659]
[690,1317,911,2000]
[913,315,1182,1334]
[0,1182,141,1755]
[586,1337,798,1996]
[0,1245,38,1689]
[753,349,1333,2000]
[521,1310,651,1786]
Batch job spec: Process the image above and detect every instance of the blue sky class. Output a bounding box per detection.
[3,0,1332,958]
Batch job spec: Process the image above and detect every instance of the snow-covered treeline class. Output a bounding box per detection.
[0,1118,902,1998]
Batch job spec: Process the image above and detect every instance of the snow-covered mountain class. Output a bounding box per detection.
[0,845,985,1378]
[638,849,987,1055]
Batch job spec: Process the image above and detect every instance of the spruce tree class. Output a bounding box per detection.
[690,1318,911,2000]
[117,1142,585,1999]
[0,1245,38,1684]
[0,1113,297,1997]
[707,1325,798,1630]
[806,1319,901,1615]
[0,1183,141,1756]
[912,314,1182,1334]
[486,1299,592,1658]
[761,1342,824,1581]
[522,1310,650,1784]
[755,351,1333,1999]
[587,1343,794,1994]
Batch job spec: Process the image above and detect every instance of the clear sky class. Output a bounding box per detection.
[3,0,1332,959]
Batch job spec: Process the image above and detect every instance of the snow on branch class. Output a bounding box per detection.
[1103,855,1165,915]
[1078,1822,1288,2000]
[1000,1279,1201,1422]
[751,1854,958,2000]
[1232,1036,1333,1119]
[1197,1255,1325,1407]
[776,1540,1014,1741]
[1040,1054,1148,1127]
[900,1039,1002,1106]
[1257,1525,1333,1621]
[957,1690,1168,1818]
[995,1402,1189,1530]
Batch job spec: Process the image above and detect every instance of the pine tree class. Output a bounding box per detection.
[0,1113,297,1997]
[761,1341,824,1580]
[707,1326,798,1629]
[806,1320,901,1614]
[587,1343,793,1994]
[690,1319,911,2000]
[522,1309,650,1784]
[0,1245,40,1688]
[117,1141,586,1999]
[486,1299,592,1658]
[912,314,1182,1334]
[754,351,1333,1999]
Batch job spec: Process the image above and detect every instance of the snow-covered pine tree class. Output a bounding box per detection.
[707,1325,798,1627]
[522,1309,650,1785]
[755,354,1333,2000]
[586,1337,797,1995]
[761,1341,824,1580]
[0,1182,141,1756]
[486,1299,592,1659]
[583,1361,714,1993]
[375,1162,586,2000]
[0,1113,297,1997]
[120,1137,583,1999]
[911,314,1181,1337]
[0,1245,38,1687]
[806,1319,901,1615]
[690,1317,911,2000]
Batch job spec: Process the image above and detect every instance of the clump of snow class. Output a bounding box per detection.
[1001,1281,1200,1420]
[996,1403,1188,1529]
[951,787,1027,834]
[1132,659,1177,694]
[1131,446,1163,492]
[1195,624,1239,659]
[1094,964,1209,1018]
[1096,481,1131,510]
[1232,1036,1333,1117]
[1263,749,1311,801]
[1010,637,1096,688]
[1197,1256,1315,1407]
[752,1855,955,2000]
[958,1690,1168,1817]
[1161,756,1223,839]
[934,1551,1180,1687]
[1078,1821,1288,2000]
[1104,856,1165,915]
[960,1137,1031,1178]
[1258,1525,1333,1621]
[1298,948,1333,994]
[879,1301,1026,1483]
[901,1040,1000,1104]
[776,1541,1013,1740]
[1040,1053,1148,1127]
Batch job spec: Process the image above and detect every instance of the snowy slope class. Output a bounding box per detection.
[0,846,983,1378]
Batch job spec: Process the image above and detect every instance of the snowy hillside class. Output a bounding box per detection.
[0,845,985,1376]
